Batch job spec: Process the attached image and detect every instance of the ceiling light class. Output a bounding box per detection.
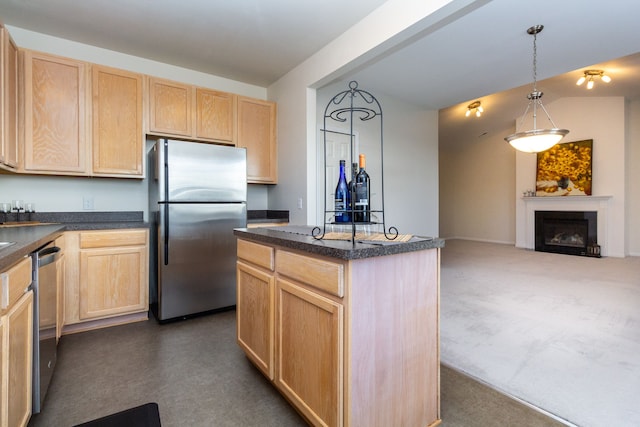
[465,100,483,117]
[576,69,611,90]
[504,25,569,153]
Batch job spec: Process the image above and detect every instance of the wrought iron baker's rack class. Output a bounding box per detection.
[313,81,398,243]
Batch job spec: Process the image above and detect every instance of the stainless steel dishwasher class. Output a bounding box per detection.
[31,242,61,414]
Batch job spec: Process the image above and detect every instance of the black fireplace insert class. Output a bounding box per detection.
[535,211,597,256]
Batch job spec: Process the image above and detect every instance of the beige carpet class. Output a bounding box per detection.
[440,239,640,427]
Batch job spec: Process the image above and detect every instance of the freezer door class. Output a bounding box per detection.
[158,139,247,203]
[157,203,246,320]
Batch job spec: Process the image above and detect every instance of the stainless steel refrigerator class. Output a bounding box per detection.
[148,139,247,322]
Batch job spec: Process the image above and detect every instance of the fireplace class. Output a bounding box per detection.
[535,211,598,256]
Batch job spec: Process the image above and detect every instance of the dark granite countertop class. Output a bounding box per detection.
[0,224,65,271]
[0,211,149,271]
[247,210,289,224]
[1,211,148,231]
[234,225,444,261]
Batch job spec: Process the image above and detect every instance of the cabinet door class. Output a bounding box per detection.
[237,261,274,379]
[148,77,192,137]
[276,278,343,427]
[0,314,6,427]
[195,88,236,144]
[23,50,88,174]
[79,245,147,320]
[6,291,33,427]
[92,65,144,176]
[55,252,65,342]
[1,27,19,169]
[237,97,277,183]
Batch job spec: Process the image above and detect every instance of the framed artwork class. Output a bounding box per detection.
[536,139,593,196]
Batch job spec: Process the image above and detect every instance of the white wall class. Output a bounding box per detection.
[0,171,148,213]
[1,27,270,217]
[626,99,640,256]
[440,95,638,257]
[267,0,472,226]
[439,122,516,244]
[515,97,626,257]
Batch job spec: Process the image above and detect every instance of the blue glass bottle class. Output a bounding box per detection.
[334,160,350,222]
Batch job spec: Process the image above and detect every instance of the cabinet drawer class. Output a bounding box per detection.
[1,256,32,312]
[276,250,344,298]
[237,239,274,271]
[80,229,148,249]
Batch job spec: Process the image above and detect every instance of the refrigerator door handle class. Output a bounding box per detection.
[164,203,169,265]
[163,140,170,266]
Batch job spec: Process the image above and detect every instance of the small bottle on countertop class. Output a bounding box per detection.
[354,154,370,223]
[334,160,350,222]
[348,162,358,219]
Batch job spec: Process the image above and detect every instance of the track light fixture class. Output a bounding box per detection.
[576,69,611,90]
[465,100,483,117]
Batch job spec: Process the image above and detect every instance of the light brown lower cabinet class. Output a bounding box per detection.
[63,229,149,333]
[237,238,441,427]
[0,289,34,427]
[276,278,344,426]
[237,260,275,379]
[0,256,34,427]
[0,314,4,426]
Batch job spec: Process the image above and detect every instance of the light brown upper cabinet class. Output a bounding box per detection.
[195,87,236,143]
[21,50,144,178]
[147,77,192,138]
[0,25,19,170]
[147,77,236,145]
[22,50,88,174]
[237,96,277,184]
[92,65,144,177]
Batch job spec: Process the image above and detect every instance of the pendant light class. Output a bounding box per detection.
[505,25,569,153]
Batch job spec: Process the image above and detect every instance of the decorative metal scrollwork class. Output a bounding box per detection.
[316,80,399,243]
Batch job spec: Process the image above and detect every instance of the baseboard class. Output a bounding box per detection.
[62,311,149,335]
[442,236,516,245]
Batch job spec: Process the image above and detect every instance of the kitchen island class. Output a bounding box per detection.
[234,226,444,427]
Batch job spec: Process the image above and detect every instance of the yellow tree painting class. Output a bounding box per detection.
[536,139,593,196]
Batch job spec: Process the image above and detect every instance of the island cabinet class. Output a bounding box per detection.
[236,239,275,379]
[1,24,19,170]
[147,77,236,145]
[236,234,441,427]
[62,229,149,334]
[0,256,34,427]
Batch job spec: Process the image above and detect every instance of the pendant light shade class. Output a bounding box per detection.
[505,25,569,153]
[505,128,568,153]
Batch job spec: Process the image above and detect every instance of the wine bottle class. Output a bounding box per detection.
[355,154,370,223]
[334,160,350,223]
[348,162,358,219]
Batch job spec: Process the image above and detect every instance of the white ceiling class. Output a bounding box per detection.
[0,0,387,86]
[1,0,640,146]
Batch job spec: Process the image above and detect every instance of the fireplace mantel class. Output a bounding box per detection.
[521,196,612,256]
[522,196,612,203]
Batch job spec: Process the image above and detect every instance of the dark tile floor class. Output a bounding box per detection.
[28,310,568,427]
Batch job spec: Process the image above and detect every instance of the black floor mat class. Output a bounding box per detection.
[73,402,161,427]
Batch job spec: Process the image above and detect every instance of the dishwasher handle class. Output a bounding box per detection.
[38,246,61,268]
